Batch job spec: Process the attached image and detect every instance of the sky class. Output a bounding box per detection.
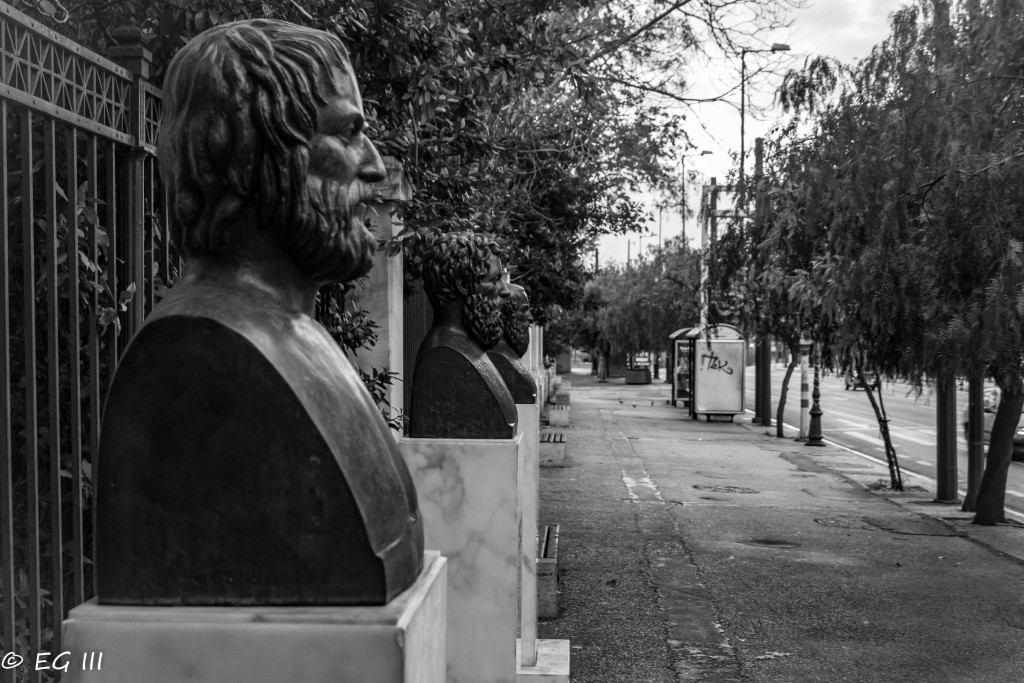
[599,0,910,266]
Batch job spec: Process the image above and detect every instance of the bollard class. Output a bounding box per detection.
[806,364,825,447]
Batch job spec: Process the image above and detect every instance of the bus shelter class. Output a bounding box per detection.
[668,327,694,408]
[683,325,745,421]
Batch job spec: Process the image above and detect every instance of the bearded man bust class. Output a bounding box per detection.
[95,20,423,606]
[487,283,537,405]
[409,232,519,439]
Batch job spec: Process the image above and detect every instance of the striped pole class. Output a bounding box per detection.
[798,339,811,440]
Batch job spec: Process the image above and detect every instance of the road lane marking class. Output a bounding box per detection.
[838,418,872,429]
[843,431,886,447]
[886,429,936,447]
[621,469,664,503]
[836,425,936,448]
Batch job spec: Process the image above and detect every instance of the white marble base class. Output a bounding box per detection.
[61,551,447,683]
[517,403,540,666]
[548,406,570,427]
[516,639,571,683]
[533,371,546,407]
[401,435,523,683]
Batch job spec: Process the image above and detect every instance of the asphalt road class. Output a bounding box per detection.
[741,365,1024,519]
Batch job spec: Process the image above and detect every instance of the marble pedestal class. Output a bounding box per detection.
[401,435,523,683]
[61,551,446,683]
[548,405,570,427]
[517,403,540,665]
[516,639,571,683]
[514,406,571,683]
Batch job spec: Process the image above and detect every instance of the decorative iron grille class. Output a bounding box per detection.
[0,5,168,682]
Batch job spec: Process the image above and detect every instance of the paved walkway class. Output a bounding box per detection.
[536,368,1024,682]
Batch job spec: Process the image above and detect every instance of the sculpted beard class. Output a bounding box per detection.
[464,290,504,350]
[276,174,375,283]
[502,304,531,358]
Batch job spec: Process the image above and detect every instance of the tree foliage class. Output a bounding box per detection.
[715,0,1024,519]
[571,238,701,361]
[21,0,800,319]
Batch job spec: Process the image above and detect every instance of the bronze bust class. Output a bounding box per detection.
[487,283,537,404]
[409,232,518,438]
[95,19,423,606]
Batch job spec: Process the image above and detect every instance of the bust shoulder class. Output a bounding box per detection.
[409,325,518,439]
[97,277,423,606]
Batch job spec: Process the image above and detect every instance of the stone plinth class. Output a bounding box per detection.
[400,435,523,683]
[516,639,571,683]
[549,405,570,427]
[352,157,411,429]
[517,403,540,666]
[62,552,446,683]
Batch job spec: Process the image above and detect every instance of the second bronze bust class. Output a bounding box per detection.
[409,232,519,438]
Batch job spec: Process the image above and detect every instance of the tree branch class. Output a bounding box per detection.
[587,0,694,65]
[595,74,739,106]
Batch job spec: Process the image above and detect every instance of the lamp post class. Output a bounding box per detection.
[740,43,790,197]
[681,150,712,245]
[806,353,825,447]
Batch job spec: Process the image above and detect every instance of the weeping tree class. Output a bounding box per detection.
[590,238,702,370]
[737,0,1024,509]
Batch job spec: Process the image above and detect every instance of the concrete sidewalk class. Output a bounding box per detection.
[536,368,1024,683]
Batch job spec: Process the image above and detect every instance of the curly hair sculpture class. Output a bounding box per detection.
[158,19,351,257]
[420,231,503,306]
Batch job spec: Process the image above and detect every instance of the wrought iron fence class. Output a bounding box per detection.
[0,5,170,680]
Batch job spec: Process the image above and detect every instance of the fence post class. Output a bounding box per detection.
[107,26,153,339]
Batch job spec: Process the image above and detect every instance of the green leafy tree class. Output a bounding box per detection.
[720,0,1024,515]
[587,238,701,365]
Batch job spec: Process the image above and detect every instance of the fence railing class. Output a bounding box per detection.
[0,5,170,680]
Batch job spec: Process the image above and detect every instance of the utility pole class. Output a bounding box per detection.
[681,150,712,245]
[935,374,959,503]
[753,138,771,427]
[740,43,790,198]
[658,206,663,251]
[700,178,717,333]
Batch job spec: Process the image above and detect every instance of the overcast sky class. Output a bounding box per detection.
[599,0,910,265]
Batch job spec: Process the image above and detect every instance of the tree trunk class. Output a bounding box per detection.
[861,375,903,491]
[597,342,611,382]
[775,342,799,438]
[973,387,1024,525]
[962,371,985,512]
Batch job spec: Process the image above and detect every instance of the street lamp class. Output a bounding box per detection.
[740,43,790,198]
[681,149,712,244]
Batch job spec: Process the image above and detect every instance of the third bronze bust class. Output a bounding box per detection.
[95,19,423,606]
[487,283,537,404]
[409,232,519,438]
